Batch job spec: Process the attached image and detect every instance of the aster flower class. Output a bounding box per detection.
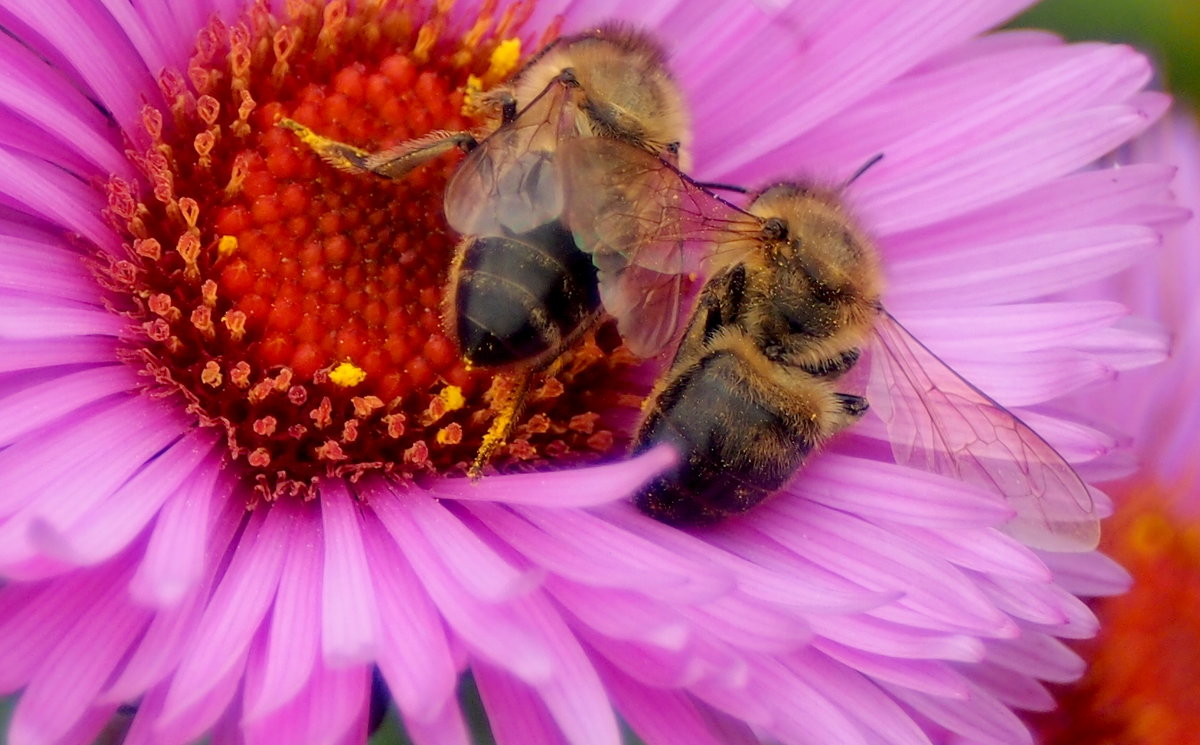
[1035,112,1200,745]
[0,1,1179,745]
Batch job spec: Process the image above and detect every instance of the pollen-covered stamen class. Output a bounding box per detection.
[99,0,641,501]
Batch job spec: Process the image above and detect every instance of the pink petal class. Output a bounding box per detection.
[0,336,117,372]
[392,485,533,602]
[158,507,296,725]
[320,482,380,664]
[402,695,472,745]
[426,444,674,506]
[243,662,369,745]
[373,492,556,683]
[0,364,137,446]
[130,469,237,607]
[362,519,458,723]
[860,99,1167,235]
[102,501,242,702]
[8,569,149,745]
[243,502,323,721]
[31,430,221,566]
[475,662,571,745]
[814,638,970,698]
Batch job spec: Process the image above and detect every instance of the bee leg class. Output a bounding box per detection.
[468,369,534,480]
[278,118,477,180]
[835,393,868,418]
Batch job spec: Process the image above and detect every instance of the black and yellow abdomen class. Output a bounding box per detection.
[450,221,601,369]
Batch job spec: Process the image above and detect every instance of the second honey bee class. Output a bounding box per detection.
[282,25,701,472]
[584,146,1100,552]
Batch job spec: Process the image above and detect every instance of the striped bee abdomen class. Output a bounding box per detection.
[452,220,601,368]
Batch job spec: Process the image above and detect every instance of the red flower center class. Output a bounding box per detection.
[99,0,641,501]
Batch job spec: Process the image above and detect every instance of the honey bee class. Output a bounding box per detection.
[602,151,1099,552]
[281,25,701,473]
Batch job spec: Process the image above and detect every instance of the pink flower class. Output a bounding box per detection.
[0,1,1180,744]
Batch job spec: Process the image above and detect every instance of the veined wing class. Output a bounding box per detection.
[867,309,1100,552]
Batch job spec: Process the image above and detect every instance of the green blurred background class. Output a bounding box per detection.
[1015,0,1200,104]
[1,0,1196,743]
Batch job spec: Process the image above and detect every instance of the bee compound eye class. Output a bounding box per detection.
[763,217,788,243]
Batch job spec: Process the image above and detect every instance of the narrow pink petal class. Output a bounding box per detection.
[243,662,369,745]
[985,633,1085,684]
[102,496,242,703]
[403,695,472,745]
[468,501,731,602]
[0,552,134,692]
[757,502,1010,633]
[741,658,869,745]
[0,35,130,177]
[900,302,1128,355]
[8,571,149,745]
[130,468,236,607]
[0,364,136,446]
[362,519,458,723]
[778,42,1150,183]
[547,581,690,651]
[949,349,1114,406]
[860,100,1167,235]
[0,336,117,372]
[0,400,188,570]
[680,593,811,653]
[887,226,1159,309]
[791,454,1014,528]
[808,615,986,662]
[372,490,555,683]
[1,0,157,130]
[0,233,108,304]
[320,482,380,664]
[704,0,1028,177]
[152,656,247,745]
[33,430,221,566]
[48,705,118,745]
[1073,317,1169,371]
[970,572,1081,627]
[969,661,1056,711]
[599,660,760,745]
[884,525,1051,583]
[0,149,113,246]
[814,638,970,699]
[884,680,1033,745]
[786,649,936,745]
[426,444,674,505]
[701,520,902,614]
[243,502,323,721]
[0,293,125,338]
[394,486,532,602]
[95,0,173,81]
[1039,550,1132,597]
[510,593,622,745]
[475,662,570,745]
[159,507,296,725]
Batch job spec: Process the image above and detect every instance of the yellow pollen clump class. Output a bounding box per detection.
[217,234,238,257]
[488,38,521,79]
[329,362,367,388]
[439,385,466,412]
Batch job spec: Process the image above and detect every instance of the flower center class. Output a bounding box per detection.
[100,0,639,500]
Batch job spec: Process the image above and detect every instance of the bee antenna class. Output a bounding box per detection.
[843,153,884,189]
[697,181,749,194]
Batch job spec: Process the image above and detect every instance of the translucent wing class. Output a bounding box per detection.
[595,265,686,358]
[443,78,580,237]
[560,137,760,357]
[560,137,761,276]
[867,309,1100,552]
